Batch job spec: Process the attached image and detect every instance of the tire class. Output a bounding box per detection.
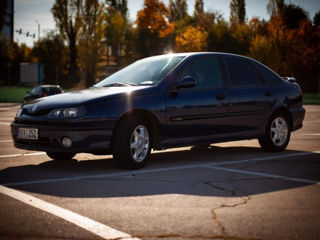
[258,114,291,152]
[46,151,75,161]
[112,115,152,169]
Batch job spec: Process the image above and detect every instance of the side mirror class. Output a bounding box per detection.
[176,76,196,89]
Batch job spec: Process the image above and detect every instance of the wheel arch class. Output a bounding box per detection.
[111,108,162,150]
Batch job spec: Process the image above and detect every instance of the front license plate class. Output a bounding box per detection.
[17,128,38,140]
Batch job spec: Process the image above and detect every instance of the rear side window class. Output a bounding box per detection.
[31,86,40,95]
[224,57,262,87]
[47,87,61,94]
[253,62,282,85]
[179,56,222,89]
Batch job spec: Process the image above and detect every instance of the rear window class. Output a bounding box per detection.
[224,57,262,87]
[46,87,62,94]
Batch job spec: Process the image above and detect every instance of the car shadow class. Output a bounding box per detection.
[1,146,319,198]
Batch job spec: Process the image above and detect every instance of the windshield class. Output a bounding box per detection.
[95,55,185,87]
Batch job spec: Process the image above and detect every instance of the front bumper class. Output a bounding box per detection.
[289,107,305,131]
[11,121,114,154]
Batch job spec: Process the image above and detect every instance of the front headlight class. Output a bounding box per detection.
[16,108,23,117]
[48,106,87,118]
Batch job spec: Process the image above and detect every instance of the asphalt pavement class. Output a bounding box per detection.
[0,103,319,240]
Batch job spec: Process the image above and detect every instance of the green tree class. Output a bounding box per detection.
[282,4,308,29]
[207,20,238,53]
[0,0,7,33]
[193,0,204,17]
[169,0,188,22]
[32,32,68,86]
[106,0,128,17]
[230,0,246,25]
[105,0,130,66]
[267,0,284,17]
[52,0,82,84]
[313,10,320,26]
[79,0,105,87]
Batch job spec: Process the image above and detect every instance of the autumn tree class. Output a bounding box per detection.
[175,26,207,52]
[136,0,174,57]
[79,0,105,87]
[230,0,246,25]
[52,0,81,84]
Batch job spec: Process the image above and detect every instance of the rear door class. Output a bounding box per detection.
[164,55,229,146]
[223,56,276,136]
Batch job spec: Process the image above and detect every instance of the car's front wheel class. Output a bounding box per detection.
[112,116,151,169]
[46,151,75,161]
[258,114,291,152]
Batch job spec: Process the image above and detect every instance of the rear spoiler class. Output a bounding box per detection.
[283,77,296,83]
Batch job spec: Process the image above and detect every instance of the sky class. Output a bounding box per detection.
[14,0,320,47]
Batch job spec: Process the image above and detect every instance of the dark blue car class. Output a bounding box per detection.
[11,53,305,169]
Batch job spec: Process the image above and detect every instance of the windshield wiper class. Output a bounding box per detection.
[102,82,136,87]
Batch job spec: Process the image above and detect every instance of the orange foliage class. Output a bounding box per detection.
[136,0,174,38]
[175,26,208,52]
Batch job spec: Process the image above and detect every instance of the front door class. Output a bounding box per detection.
[164,55,229,146]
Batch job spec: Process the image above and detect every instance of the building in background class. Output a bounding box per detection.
[1,0,14,42]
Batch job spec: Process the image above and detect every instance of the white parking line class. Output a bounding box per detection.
[3,151,319,187]
[204,166,319,185]
[0,185,139,240]
[0,122,10,125]
[0,152,45,158]
[299,133,320,136]
[0,140,13,143]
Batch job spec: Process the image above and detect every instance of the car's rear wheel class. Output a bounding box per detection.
[258,114,290,152]
[46,151,75,161]
[112,115,151,169]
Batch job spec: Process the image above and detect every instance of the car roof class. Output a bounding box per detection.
[150,52,255,61]
[35,85,62,89]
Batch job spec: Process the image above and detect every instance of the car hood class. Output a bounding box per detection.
[22,86,153,112]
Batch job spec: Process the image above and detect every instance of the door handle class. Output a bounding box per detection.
[216,94,226,100]
[265,91,272,96]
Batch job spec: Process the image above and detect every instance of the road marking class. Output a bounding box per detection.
[0,185,139,240]
[0,152,45,158]
[299,133,320,136]
[204,166,319,185]
[0,140,13,143]
[0,122,10,125]
[3,151,320,187]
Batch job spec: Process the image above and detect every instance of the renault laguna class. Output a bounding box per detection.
[11,53,305,169]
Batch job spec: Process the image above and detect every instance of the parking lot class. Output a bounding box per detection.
[0,103,319,240]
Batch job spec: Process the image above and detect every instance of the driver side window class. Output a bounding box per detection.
[178,56,222,89]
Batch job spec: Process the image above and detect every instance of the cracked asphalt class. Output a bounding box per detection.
[0,103,319,240]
